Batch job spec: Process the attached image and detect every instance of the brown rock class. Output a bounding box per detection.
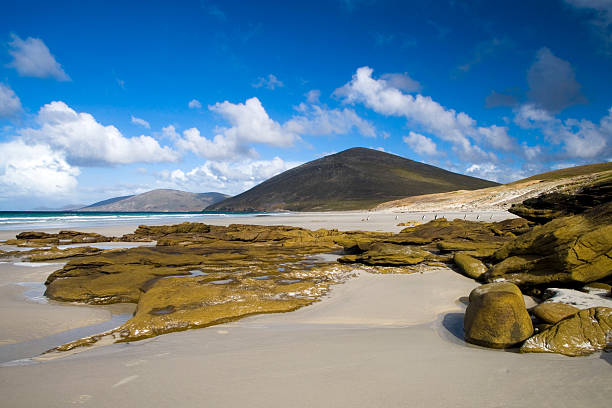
[521,307,612,356]
[464,282,534,348]
[532,302,579,324]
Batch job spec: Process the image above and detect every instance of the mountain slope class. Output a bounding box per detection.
[206,147,499,212]
[80,189,230,212]
[376,162,612,213]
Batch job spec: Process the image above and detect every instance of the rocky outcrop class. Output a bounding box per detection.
[464,282,533,348]
[486,201,612,286]
[521,307,612,356]
[508,179,612,224]
[532,302,579,325]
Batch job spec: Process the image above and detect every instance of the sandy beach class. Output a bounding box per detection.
[0,211,610,407]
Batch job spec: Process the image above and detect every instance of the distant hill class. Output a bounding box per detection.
[80,189,230,212]
[508,162,612,184]
[205,147,499,212]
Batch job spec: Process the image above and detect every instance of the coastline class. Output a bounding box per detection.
[0,210,610,407]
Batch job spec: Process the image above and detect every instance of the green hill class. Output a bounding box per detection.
[206,147,499,212]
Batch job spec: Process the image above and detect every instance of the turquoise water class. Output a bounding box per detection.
[0,211,264,230]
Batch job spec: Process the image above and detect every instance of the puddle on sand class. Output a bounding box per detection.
[57,242,155,250]
[18,282,48,304]
[0,312,132,365]
[210,279,233,285]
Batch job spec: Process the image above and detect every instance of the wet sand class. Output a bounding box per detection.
[0,210,610,407]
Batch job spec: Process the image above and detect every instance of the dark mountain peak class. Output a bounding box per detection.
[207,148,499,212]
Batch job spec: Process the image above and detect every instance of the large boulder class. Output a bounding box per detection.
[486,201,612,286]
[521,307,612,356]
[464,282,533,348]
[532,302,579,325]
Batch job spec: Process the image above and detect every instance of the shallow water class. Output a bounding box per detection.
[0,312,132,365]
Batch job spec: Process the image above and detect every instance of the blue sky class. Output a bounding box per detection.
[0,0,611,209]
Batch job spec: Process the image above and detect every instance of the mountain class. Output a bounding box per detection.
[206,147,499,212]
[80,189,230,212]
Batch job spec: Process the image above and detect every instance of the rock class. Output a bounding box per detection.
[532,302,579,324]
[521,307,612,356]
[509,179,612,224]
[464,282,533,348]
[487,201,612,286]
[24,246,103,261]
[341,242,432,266]
[454,253,487,279]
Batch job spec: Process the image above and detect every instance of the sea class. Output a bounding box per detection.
[0,211,268,231]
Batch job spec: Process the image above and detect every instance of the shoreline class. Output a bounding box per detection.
[0,210,610,407]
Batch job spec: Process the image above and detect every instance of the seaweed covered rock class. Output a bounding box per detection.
[532,302,579,325]
[453,253,487,279]
[464,282,533,348]
[338,242,432,266]
[3,230,113,247]
[509,180,612,224]
[521,307,612,356]
[487,201,612,286]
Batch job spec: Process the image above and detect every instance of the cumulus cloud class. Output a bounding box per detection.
[159,157,302,194]
[21,101,178,166]
[0,84,22,119]
[334,66,513,159]
[7,34,70,81]
[131,115,150,129]
[527,48,586,112]
[0,140,79,196]
[305,89,321,104]
[379,72,422,93]
[176,97,299,160]
[514,103,610,159]
[403,131,439,156]
[188,99,202,109]
[252,74,284,90]
[285,104,376,138]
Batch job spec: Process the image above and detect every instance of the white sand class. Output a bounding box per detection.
[0,211,610,407]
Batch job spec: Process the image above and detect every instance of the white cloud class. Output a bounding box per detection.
[159,157,302,194]
[285,104,376,138]
[131,115,150,129]
[252,74,284,90]
[21,101,178,166]
[515,103,610,159]
[514,104,554,128]
[7,34,70,81]
[188,99,202,109]
[379,72,422,93]
[0,140,79,196]
[527,48,586,112]
[176,97,299,160]
[0,84,22,119]
[403,131,439,156]
[306,89,321,104]
[335,66,512,159]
